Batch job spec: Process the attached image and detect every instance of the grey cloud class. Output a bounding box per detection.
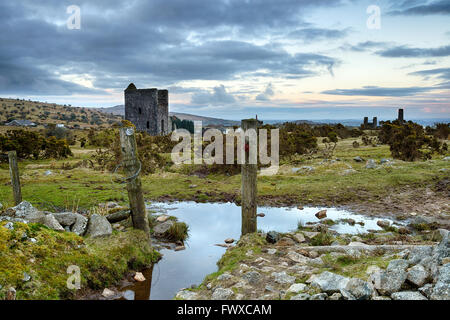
[342,41,389,52]
[389,0,450,15]
[376,45,450,58]
[0,0,343,96]
[409,68,450,80]
[191,85,236,105]
[322,86,434,97]
[288,27,349,41]
[256,83,275,101]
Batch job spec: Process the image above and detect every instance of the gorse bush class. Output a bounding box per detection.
[90,128,174,174]
[378,121,446,161]
[425,123,450,140]
[0,129,72,160]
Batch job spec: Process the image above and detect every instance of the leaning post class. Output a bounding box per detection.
[119,126,150,237]
[8,151,22,205]
[241,119,258,236]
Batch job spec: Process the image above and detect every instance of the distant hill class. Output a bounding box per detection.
[0,98,122,129]
[98,105,240,127]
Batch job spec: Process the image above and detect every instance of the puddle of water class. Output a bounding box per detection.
[125,201,395,300]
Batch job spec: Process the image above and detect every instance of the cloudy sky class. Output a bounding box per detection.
[0,0,449,120]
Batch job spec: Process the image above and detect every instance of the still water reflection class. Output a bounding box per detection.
[124,201,390,300]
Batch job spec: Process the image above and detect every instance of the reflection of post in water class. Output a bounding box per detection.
[241,118,258,236]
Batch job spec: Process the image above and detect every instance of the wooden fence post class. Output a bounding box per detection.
[241,119,258,236]
[8,151,22,205]
[119,127,150,236]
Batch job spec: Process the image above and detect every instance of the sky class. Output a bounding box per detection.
[0,0,449,121]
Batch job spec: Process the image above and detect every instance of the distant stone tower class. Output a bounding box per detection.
[398,109,404,123]
[124,83,169,135]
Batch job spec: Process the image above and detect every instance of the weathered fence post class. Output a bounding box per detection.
[241,119,258,236]
[119,127,150,237]
[8,151,22,205]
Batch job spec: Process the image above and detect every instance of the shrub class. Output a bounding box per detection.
[378,121,446,161]
[0,130,72,160]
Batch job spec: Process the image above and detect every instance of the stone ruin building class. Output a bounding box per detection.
[363,108,405,128]
[398,108,404,123]
[362,116,378,129]
[124,83,170,135]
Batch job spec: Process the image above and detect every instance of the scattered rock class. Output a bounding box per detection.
[102,288,115,298]
[372,296,391,300]
[266,231,280,244]
[293,233,306,243]
[52,212,77,226]
[310,293,328,300]
[370,269,407,295]
[134,272,146,282]
[5,201,44,223]
[287,251,311,264]
[176,290,198,300]
[267,248,277,255]
[430,263,450,300]
[85,214,112,238]
[3,222,14,230]
[71,214,88,236]
[407,265,429,287]
[212,288,234,300]
[257,213,265,217]
[276,237,295,246]
[272,271,296,285]
[153,220,174,238]
[243,271,261,285]
[354,156,364,162]
[53,212,88,235]
[303,231,319,240]
[365,159,377,169]
[329,293,342,300]
[106,202,118,209]
[218,273,232,281]
[6,287,16,300]
[175,245,185,251]
[156,215,170,223]
[287,283,307,294]
[408,246,434,265]
[418,284,433,298]
[23,272,31,282]
[387,259,410,272]
[377,220,390,229]
[315,210,327,219]
[224,238,235,244]
[106,210,130,223]
[391,291,427,300]
[291,293,310,300]
[310,272,350,294]
[341,278,374,300]
[42,214,65,231]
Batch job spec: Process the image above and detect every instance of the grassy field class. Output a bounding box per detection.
[0,136,448,218]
